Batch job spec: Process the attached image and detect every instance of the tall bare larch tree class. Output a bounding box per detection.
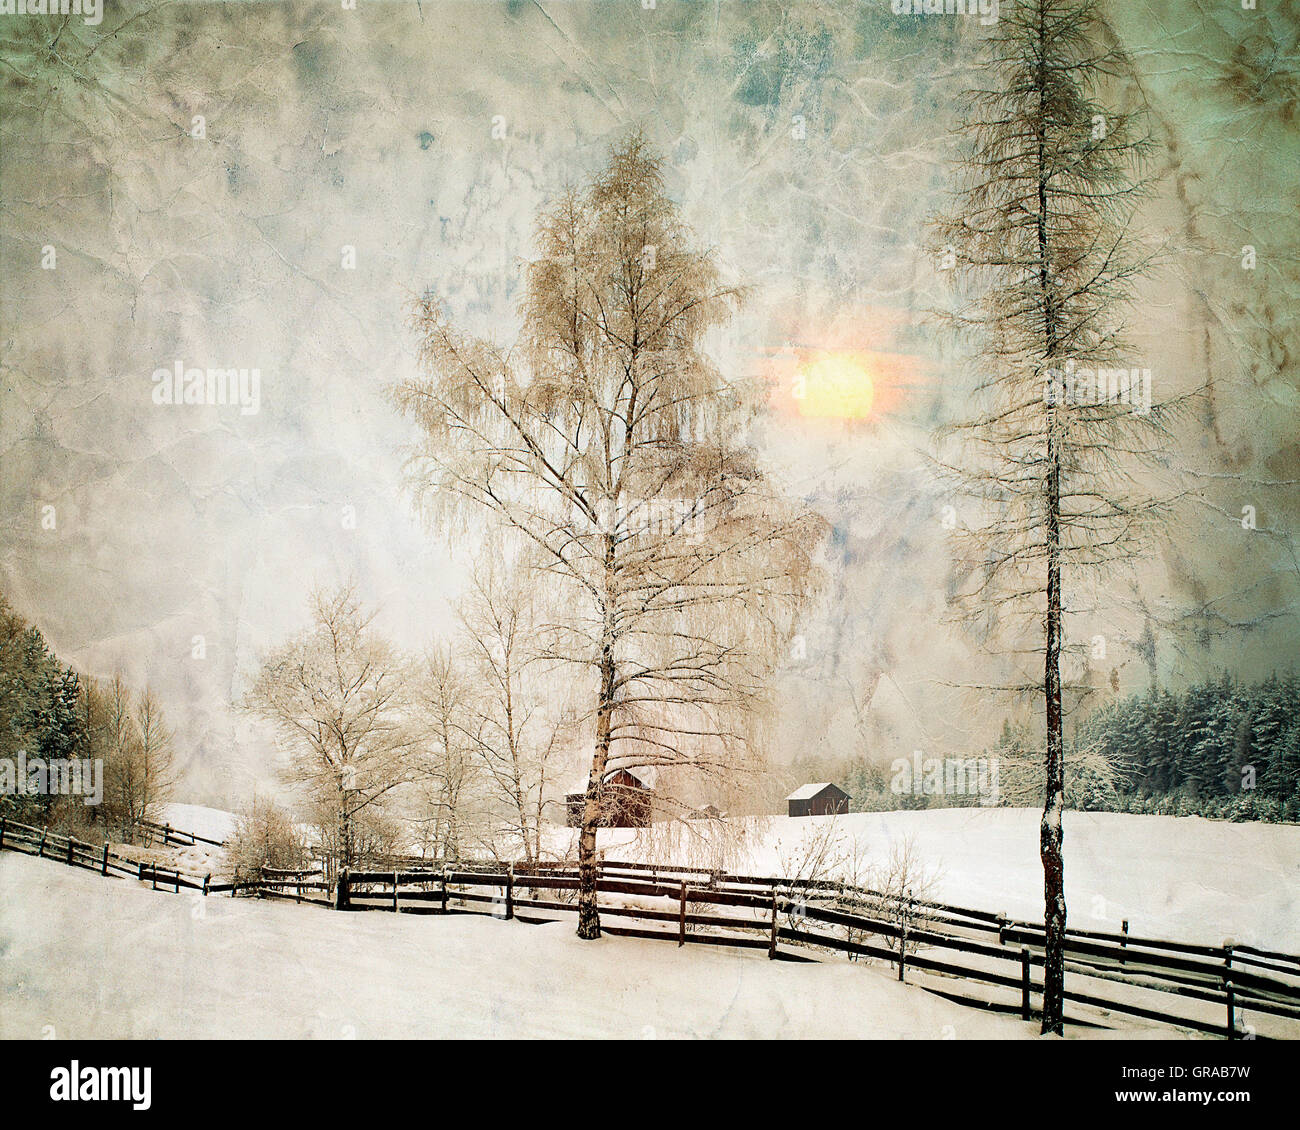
[933,0,1169,1033]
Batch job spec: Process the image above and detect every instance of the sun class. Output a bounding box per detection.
[795,354,876,419]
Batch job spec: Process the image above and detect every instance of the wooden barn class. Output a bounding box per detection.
[565,768,653,828]
[786,782,850,818]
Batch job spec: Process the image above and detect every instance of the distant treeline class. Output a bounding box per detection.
[1077,674,1299,821]
[789,675,1300,824]
[0,595,177,837]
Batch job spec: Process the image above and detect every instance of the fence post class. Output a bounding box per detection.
[393,870,399,913]
[174,869,180,894]
[441,869,448,914]
[1021,947,1032,1020]
[163,823,172,846]
[39,826,47,858]
[1225,980,1236,1040]
[66,836,74,866]
[0,816,6,850]
[898,897,913,982]
[101,841,109,877]
[1120,919,1129,965]
[203,873,210,896]
[335,869,350,912]
[505,864,514,921]
[997,912,1007,946]
[768,893,779,960]
[678,881,687,947]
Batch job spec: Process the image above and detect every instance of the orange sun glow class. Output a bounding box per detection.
[794,354,876,419]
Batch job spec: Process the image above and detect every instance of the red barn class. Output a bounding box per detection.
[786,782,850,817]
[565,768,653,828]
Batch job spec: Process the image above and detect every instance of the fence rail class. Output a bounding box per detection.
[4,815,1298,1039]
[0,817,206,885]
[333,859,1300,1037]
[135,818,227,850]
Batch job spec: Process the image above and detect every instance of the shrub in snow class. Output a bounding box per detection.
[226,796,308,879]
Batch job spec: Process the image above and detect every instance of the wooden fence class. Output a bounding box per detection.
[0,816,208,889]
[4,814,1298,1039]
[334,860,1300,1038]
[135,818,227,850]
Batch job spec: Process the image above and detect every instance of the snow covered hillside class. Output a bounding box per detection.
[149,801,1299,953]
[0,851,1048,1040]
[158,803,236,845]
[558,809,1300,953]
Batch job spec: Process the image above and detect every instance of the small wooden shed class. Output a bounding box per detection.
[566,768,653,828]
[688,803,726,821]
[786,782,850,818]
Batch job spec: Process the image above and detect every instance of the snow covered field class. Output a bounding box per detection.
[159,803,237,845]
[160,802,1300,952]
[4,803,1296,1039]
[0,851,1045,1040]
[566,809,1300,953]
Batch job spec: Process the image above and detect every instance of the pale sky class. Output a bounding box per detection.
[2,0,1296,803]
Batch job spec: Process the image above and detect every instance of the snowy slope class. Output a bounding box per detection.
[558,809,1300,954]
[158,803,236,845]
[0,851,1046,1040]
[153,801,1300,953]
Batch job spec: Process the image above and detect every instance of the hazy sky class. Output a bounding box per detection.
[2,0,1297,802]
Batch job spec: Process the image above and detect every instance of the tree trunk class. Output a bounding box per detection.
[577,644,615,940]
[1035,10,1066,1032]
[577,537,618,940]
[339,789,352,874]
[1041,427,1067,1035]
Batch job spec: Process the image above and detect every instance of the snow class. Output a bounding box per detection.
[563,808,1300,954]
[151,801,1300,953]
[158,803,236,845]
[786,783,836,801]
[154,801,1300,951]
[0,851,1046,1040]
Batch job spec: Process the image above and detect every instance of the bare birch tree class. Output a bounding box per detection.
[932,0,1171,1033]
[133,686,179,826]
[409,645,479,863]
[243,584,411,876]
[394,134,822,938]
[99,674,139,838]
[455,564,568,867]
[98,676,177,840]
